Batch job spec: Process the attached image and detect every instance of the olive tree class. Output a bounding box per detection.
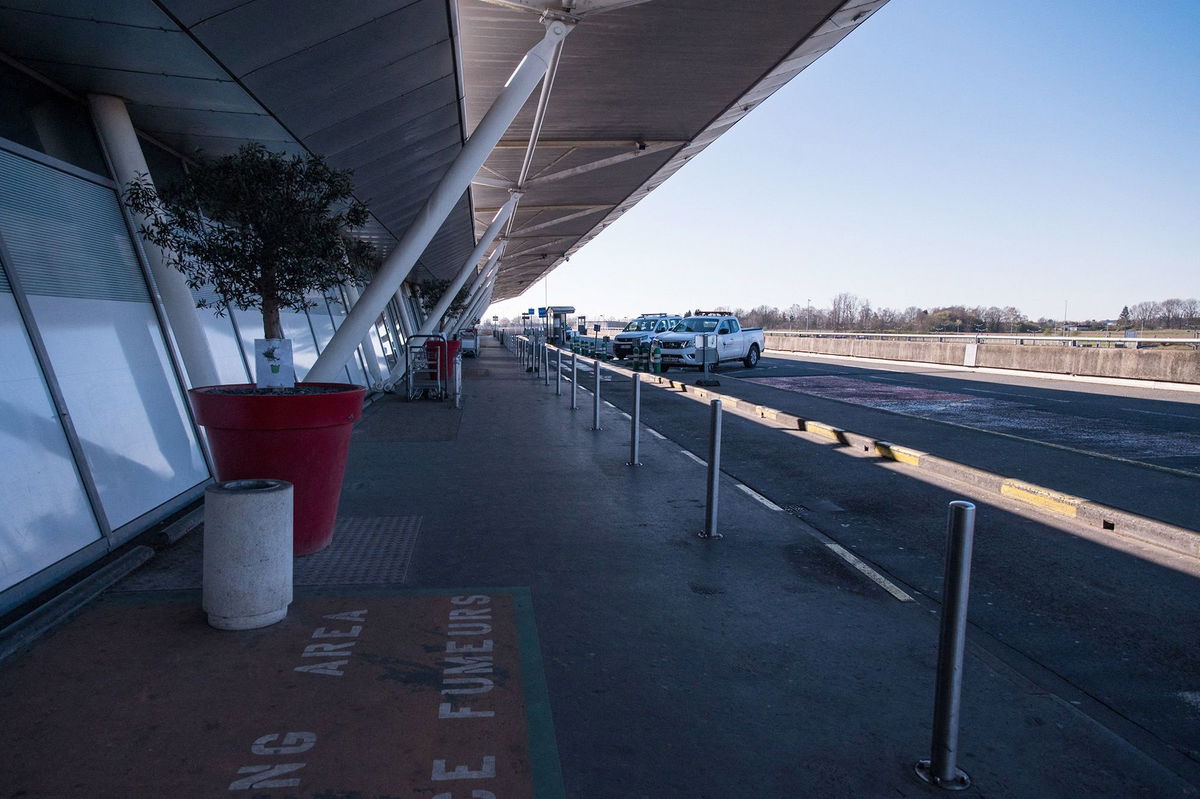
[124,143,375,341]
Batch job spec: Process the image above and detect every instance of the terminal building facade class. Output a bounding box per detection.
[0,0,884,617]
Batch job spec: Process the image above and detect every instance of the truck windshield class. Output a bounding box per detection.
[673,318,720,333]
[623,319,660,332]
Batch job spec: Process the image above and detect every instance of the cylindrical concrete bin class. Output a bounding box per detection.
[202,479,294,630]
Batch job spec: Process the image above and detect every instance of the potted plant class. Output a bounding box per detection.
[125,143,376,555]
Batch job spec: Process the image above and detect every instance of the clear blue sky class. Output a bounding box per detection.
[488,0,1199,324]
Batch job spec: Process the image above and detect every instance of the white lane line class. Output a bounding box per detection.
[646,428,667,440]
[680,450,706,466]
[824,543,914,602]
[961,388,1069,403]
[1122,407,1199,420]
[735,484,783,511]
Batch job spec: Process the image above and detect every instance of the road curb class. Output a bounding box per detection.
[619,362,1200,561]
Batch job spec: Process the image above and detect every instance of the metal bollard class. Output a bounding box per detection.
[915,501,976,791]
[544,345,550,386]
[571,352,579,410]
[627,375,642,466]
[556,349,562,396]
[592,358,602,430]
[699,399,723,539]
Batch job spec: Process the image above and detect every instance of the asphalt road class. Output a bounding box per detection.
[578,353,1200,787]
[740,352,1200,474]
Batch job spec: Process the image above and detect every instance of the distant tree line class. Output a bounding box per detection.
[717,293,1199,333]
[495,294,1198,333]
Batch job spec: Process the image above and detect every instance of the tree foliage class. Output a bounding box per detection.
[415,278,472,327]
[124,143,375,339]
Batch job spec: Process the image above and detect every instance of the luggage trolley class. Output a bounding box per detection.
[404,334,462,404]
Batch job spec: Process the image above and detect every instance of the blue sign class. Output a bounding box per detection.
[538,307,547,318]
[528,308,535,315]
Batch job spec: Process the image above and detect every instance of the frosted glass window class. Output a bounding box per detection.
[28,297,209,529]
[0,292,101,592]
[0,150,209,530]
[190,286,249,385]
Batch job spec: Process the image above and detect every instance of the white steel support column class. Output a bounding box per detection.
[449,243,505,334]
[453,279,495,337]
[307,19,572,382]
[89,94,220,388]
[394,286,417,339]
[343,283,384,387]
[417,195,518,336]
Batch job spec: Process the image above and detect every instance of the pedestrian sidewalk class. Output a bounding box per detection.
[0,337,1194,798]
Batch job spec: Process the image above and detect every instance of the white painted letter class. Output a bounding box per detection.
[302,642,356,656]
[324,609,368,621]
[251,732,316,756]
[441,677,494,695]
[439,702,496,719]
[448,623,492,636]
[311,626,363,638]
[449,608,492,620]
[446,639,494,654]
[443,656,493,675]
[451,595,491,606]
[228,763,305,790]
[294,660,348,677]
[431,756,496,781]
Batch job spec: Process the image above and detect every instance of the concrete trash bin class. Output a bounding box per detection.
[202,479,294,630]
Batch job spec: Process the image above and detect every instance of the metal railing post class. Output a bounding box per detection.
[556,349,562,395]
[571,352,579,410]
[915,500,976,791]
[591,358,602,430]
[544,344,550,386]
[627,375,642,466]
[699,399,723,539]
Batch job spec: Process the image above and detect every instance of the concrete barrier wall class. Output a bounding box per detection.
[764,334,1200,384]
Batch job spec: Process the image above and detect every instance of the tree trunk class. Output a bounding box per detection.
[262,297,284,340]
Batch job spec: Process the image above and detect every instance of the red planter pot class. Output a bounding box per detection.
[189,383,365,556]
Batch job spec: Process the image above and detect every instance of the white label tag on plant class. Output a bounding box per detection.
[255,338,296,388]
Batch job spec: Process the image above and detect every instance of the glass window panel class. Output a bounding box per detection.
[28,295,210,529]
[190,285,249,384]
[0,151,209,530]
[0,292,102,592]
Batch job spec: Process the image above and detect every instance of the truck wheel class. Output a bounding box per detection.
[743,344,760,368]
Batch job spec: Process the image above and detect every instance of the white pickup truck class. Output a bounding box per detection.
[655,312,765,371]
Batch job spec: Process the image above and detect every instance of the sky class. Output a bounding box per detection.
[486,0,1199,325]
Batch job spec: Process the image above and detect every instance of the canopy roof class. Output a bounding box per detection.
[0,0,885,301]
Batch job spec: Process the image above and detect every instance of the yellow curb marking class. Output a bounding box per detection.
[1000,480,1081,517]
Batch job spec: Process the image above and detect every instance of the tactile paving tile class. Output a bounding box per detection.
[110,516,421,592]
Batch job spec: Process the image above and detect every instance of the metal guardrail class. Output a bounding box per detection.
[764,330,1200,348]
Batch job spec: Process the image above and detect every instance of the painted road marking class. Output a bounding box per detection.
[735,484,783,511]
[680,450,706,466]
[824,543,914,602]
[1122,407,1199,420]
[961,387,1069,403]
[646,428,667,440]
